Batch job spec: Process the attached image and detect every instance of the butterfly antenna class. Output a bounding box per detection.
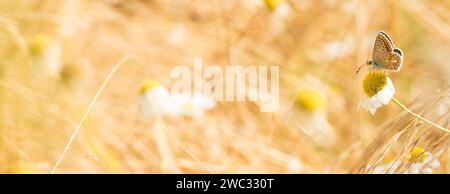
[355,61,370,74]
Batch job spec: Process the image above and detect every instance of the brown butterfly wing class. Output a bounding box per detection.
[372,32,394,69]
[380,32,393,46]
[372,32,403,71]
[388,48,403,71]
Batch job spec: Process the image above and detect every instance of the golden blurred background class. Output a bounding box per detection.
[0,0,449,173]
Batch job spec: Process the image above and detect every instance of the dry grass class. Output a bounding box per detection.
[0,0,449,173]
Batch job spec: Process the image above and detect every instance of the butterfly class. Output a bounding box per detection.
[356,31,403,73]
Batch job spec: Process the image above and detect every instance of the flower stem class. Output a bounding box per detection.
[391,97,450,133]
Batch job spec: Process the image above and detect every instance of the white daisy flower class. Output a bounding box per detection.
[372,147,441,174]
[358,71,395,115]
[139,79,216,119]
[139,79,180,119]
[407,147,440,174]
[265,0,291,35]
[29,34,62,78]
[289,88,336,147]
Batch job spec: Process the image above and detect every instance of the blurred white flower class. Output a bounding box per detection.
[140,79,180,119]
[374,147,441,174]
[358,71,395,115]
[407,147,440,174]
[289,88,336,147]
[267,0,291,35]
[29,34,62,78]
[139,79,216,119]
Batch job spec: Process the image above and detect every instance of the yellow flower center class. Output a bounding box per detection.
[140,79,160,94]
[295,89,325,112]
[409,147,427,163]
[363,71,387,97]
[29,34,52,55]
[264,0,281,11]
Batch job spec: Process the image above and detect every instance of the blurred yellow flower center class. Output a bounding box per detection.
[264,0,281,11]
[295,89,324,112]
[409,147,426,163]
[29,34,52,55]
[140,79,160,94]
[363,71,387,97]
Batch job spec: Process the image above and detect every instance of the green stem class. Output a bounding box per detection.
[391,97,450,133]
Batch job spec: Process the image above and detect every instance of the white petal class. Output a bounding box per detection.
[360,96,381,114]
[368,96,382,111]
[376,90,386,104]
[387,78,395,94]
[375,79,394,105]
